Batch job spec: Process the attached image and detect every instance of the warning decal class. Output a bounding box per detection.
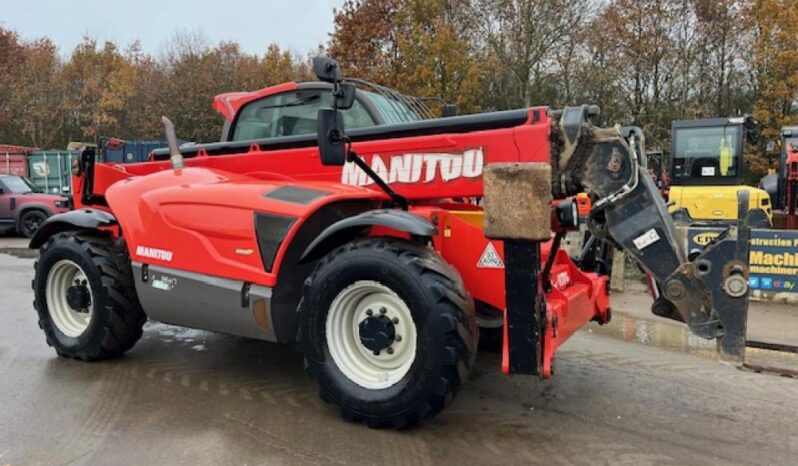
[477,242,505,269]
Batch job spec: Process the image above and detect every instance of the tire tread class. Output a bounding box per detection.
[33,232,146,361]
[297,237,477,428]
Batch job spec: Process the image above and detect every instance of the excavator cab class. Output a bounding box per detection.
[668,117,772,226]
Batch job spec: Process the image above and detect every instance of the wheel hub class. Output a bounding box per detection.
[359,313,396,353]
[46,259,94,338]
[325,280,418,389]
[66,281,91,312]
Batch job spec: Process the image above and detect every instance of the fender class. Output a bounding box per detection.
[300,209,437,263]
[15,203,54,222]
[29,209,118,249]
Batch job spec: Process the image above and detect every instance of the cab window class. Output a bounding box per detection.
[231,91,375,141]
[360,90,423,124]
[672,126,742,181]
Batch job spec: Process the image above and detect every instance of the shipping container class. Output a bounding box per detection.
[0,144,37,154]
[1,145,36,178]
[1,153,29,178]
[27,151,78,195]
[103,140,169,163]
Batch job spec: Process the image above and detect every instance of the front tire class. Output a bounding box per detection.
[33,232,146,361]
[298,237,477,428]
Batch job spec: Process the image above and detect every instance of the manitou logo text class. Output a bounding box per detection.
[341,149,484,187]
[136,246,173,262]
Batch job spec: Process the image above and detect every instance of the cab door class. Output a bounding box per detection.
[0,179,15,222]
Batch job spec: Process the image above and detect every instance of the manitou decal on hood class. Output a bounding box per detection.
[341,149,484,187]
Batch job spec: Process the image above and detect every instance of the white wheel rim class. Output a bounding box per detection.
[46,260,93,338]
[326,280,417,390]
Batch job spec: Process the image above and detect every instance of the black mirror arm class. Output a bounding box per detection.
[347,146,408,210]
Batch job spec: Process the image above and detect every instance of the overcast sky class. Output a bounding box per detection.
[1,0,345,57]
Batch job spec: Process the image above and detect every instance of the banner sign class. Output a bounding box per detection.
[686,227,798,293]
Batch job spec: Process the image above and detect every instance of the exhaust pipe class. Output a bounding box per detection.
[161,116,184,170]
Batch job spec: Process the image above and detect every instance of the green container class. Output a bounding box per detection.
[27,151,78,195]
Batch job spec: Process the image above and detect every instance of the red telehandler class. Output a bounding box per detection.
[29,58,753,428]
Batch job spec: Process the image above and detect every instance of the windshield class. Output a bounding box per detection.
[232,91,375,141]
[360,90,424,124]
[1,176,38,194]
[672,125,742,181]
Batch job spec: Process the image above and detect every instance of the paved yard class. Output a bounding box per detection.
[1,252,796,465]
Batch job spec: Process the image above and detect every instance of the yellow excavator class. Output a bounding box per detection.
[668,116,772,227]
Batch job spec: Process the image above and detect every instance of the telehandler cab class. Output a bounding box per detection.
[29,58,753,428]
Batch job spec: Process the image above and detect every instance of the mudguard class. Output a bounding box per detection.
[15,203,55,222]
[300,209,437,262]
[29,209,118,249]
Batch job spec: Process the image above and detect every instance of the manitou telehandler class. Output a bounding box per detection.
[29,58,753,428]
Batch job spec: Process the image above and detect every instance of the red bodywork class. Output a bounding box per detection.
[74,100,610,378]
[213,82,298,121]
[787,145,798,229]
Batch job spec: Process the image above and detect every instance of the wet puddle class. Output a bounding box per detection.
[587,311,798,377]
[587,312,717,358]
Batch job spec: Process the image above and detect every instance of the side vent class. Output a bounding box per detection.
[254,212,297,272]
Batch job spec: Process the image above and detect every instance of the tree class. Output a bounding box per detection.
[751,0,798,176]
[469,0,594,109]
[393,0,484,113]
[693,0,754,117]
[261,44,310,87]
[111,42,168,140]
[11,38,66,148]
[328,0,403,86]
[329,0,484,113]
[3,1,797,156]
[61,38,128,141]
[158,33,309,142]
[0,27,26,142]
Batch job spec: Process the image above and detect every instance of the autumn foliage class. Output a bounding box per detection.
[1,0,797,184]
[0,30,311,148]
[330,0,798,181]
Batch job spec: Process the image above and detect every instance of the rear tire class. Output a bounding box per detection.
[19,209,47,238]
[33,232,146,361]
[298,237,477,428]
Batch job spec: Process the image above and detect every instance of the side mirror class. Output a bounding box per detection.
[442,104,458,117]
[336,83,356,110]
[744,115,759,145]
[313,57,342,84]
[746,131,759,146]
[317,109,347,166]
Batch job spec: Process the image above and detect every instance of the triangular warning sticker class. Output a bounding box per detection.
[477,242,504,269]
